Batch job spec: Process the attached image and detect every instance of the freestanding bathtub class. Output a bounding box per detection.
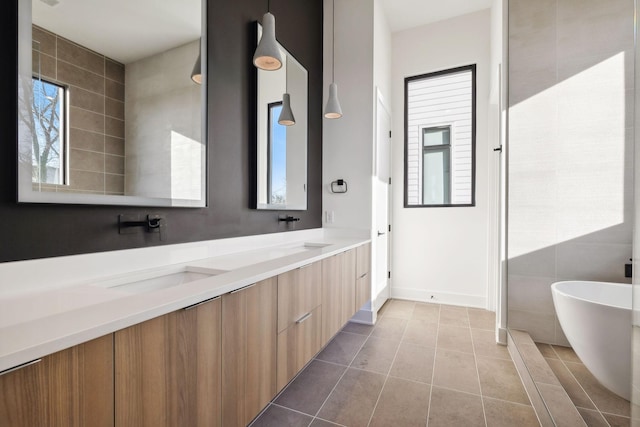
[551,281,631,400]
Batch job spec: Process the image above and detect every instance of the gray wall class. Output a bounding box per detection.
[507,0,634,344]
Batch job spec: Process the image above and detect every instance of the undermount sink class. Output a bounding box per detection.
[93,267,225,295]
[278,241,332,250]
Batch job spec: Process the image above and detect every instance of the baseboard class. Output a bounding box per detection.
[497,327,508,345]
[390,287,487,308]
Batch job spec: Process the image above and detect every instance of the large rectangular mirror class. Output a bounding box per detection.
[255,23,308,211]
[17,0,207,207]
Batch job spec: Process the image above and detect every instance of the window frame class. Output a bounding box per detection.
[403,64,476,208]
[30,76,69,186]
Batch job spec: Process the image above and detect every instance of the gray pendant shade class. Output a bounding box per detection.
[324,0,343,119]
[191,50,202,84]
[324,82,342,119]
[278,93,296,126]
[254,12,283,71]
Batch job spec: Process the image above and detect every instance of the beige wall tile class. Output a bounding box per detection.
[32,25,56,56]
[105,117,124,138]
[57,61,104,95]
[68,169,104,192]
[106,59,125,84]
[33,51,56,80]
[105,154,124,175]
[70,86,105,114]
[70,149,105,173]
[106,79,125,101]
[70,128,104,152]
[106,98,124,120]
[70,107,104,133]
[105,136,124,156]
[57,37,104,76]
[105,173,124,194]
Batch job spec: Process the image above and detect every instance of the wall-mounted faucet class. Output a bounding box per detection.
[279,215,300,223]
[118,214,165,240]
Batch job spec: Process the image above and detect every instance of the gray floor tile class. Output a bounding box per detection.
[316,332,367,366]
[250,404,313,427]
[389,341,435,384]
[477,356,530,405]
[351,336,400,374]
[432,348,480,394]
[275,359,346,416]
[483,397,540,427]
[369,377,430,427]
[428,386,485,427]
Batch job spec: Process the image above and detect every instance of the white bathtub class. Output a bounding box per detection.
[551,281,631,400]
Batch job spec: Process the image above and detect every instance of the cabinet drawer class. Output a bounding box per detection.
[277,261,321,333]
[355,271,371,311]
[356,243,371,279]
[276,305,322,391]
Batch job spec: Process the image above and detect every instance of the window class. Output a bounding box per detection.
[268,101,286,204]
[31,78,67,185]
[404,65,476,207]
[422,126,451,204]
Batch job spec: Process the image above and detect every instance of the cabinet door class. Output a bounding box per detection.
[115,297,222,427]
[0,334,114,427]
[277,262,321,332]
[276,305,322,391]
[341,249,357,322]
[322,254,343,344]
[355,243,372,310]
[222,277,277,427]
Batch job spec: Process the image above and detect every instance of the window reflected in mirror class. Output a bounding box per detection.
[268,101,287,205]
[404,65,476,207]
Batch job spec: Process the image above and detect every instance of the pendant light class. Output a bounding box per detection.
[278,94,296,126]
[254,0,283,71]
[324,0,342,119]
[191,39,202,84]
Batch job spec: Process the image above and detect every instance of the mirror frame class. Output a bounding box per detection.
[16,0,208,207]
[254,22,308,211]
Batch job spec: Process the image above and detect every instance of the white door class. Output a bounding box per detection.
[374,91,392,309]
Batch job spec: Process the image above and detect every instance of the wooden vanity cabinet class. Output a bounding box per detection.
[341,249,357,323]
[355,243,372,310]
[322,254,343,344]
[276,262,322,391]
[114,297,222,427]
[222,277,277,427]
[0,334,114,427]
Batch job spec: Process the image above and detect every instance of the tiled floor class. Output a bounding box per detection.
[251,299,540,427]
[536,343,631,427]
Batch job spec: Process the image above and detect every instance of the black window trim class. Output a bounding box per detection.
[403,64,477,208]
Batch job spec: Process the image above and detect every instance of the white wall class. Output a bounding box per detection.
[391,10,492,308]
[323,0,374,232]
[373,0,392,104]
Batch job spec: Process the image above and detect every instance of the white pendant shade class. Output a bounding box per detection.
[324,82,342,119]
[278,93,296,126]
[254,12,283,71]
[191,51,202,84]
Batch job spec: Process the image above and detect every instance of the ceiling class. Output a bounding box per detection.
[32,0,201,64]
[380,0,493,32]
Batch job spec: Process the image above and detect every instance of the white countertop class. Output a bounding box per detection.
[0,235,369,372]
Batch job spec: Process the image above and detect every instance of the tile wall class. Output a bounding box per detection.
[32,25,125,195]
[507,0,634,344]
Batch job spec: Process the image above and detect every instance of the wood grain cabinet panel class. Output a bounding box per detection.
[321,254,343,344]
[115,297,222,427]
[277,262,321,332]
[0,334,114,427]
[276,305,322,391]
[355,243,372,310]
[341,249,357,323]
[222,277,277,427]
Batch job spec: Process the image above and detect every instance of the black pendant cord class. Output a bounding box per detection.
[268,0,270,12]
